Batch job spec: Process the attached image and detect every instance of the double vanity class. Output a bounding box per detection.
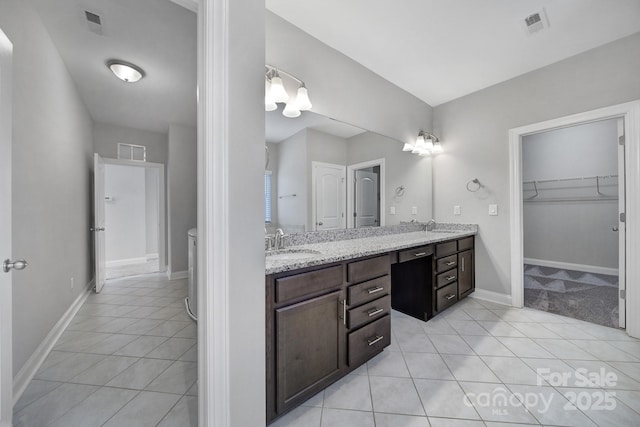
[264,223,477,423]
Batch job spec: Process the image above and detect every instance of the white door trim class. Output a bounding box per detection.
[0,26,13,427]
[509,100,640,338]
[311,161,346,231]
[347,158,385,229]
[101,158,167,274]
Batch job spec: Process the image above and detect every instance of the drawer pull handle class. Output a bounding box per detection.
[367,308,384,317]
[368,335,384,346]
[446,293,456,300]
[446,261,456,266]
[446,275,456,281]
[414,252,427,257]
[367,286,384,294]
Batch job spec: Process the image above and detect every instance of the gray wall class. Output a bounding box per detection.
[167,123,197,275]
[145,168,159,255]
[266,11,433,146]
[0,0,94,376]
[433,32,640,295]
[348,132,433,225]
[93,122,168,164]
[522,119,619,269]
[276,129,307,232]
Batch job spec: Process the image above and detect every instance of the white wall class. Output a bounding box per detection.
[167,123,197,275]
[0,0,94,376]
[522,119,619,269]
[104,165,147,263]
[266,11,433,147]
[276,129,308,232]
[348,132,433,224]
[265,142,279,232]
[93,122,168,164]
[145,168,159,256]
[433,32,640,295]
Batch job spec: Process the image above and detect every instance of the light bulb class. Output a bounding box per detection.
[424,138,434,151]
[432,142,443,153]
[283,101,301,118]
[402,143,414,152]
[269,76,289,103]
[415,134,426,149]
[265,79,277,111]
[295,86,312,110]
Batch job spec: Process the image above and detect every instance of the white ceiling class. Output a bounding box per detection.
[266,0,640,106]
[30,0,197,134]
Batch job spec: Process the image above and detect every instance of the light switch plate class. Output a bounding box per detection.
[411,206,418,215]
[453,205,461,216]
[489,204,498,216]
[390,206,396,215]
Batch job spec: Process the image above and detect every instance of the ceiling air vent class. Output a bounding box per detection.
[523,9,549,35]
[84,10,104,35]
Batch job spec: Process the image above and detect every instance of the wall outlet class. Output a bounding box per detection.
[489,204,498,216]
[453,205,461,216]
[411,206,418,215]
[70,277,75,290]
[390,206,396,215]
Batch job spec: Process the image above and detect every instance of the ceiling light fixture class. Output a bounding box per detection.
[107,60,145,83]
[265,65,312,118]
[403,131,442,156]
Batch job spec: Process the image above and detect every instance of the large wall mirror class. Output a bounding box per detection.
[265,110,433,235]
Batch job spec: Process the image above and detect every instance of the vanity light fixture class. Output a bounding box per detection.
[404,131,442,156]
[265,65,312,118]
[107,60,145,83]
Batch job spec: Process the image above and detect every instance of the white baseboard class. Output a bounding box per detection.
[106,257,148,268]
[146,253,159,261]
[524,257,618,277]
[13,279,94,405]
[470,288,512,307]
[166,269,188,280]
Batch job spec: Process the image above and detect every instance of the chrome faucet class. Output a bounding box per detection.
[274,228,286,250]
[426,219,436,231]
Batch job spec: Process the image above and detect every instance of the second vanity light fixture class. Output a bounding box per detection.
[265,65,312,118]
[402,130,443,156]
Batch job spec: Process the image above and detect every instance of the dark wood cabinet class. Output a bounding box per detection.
[275,290,343,414]
[432,236,475,316]
[458,249,474,297]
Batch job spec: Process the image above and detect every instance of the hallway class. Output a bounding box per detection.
[13,273,197,426]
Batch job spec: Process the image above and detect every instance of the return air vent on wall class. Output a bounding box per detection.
[523,9,550,35]
[84,10,104,35]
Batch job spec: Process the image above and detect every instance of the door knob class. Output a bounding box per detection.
[318,222,323,226]
[612,227,619,232]
[3,259,28,273]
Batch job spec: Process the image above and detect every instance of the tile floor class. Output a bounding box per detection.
[13,273,197,427]
[271,297,640,427]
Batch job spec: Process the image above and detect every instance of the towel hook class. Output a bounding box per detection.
[466,178,482,192]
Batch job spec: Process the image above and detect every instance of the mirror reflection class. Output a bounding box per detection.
[265,110,433,235]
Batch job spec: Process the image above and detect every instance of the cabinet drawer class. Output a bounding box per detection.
[347,275,390,307]
[347,255,390,283]
[275,265,343,304]
[348,314,390,367]
[436,269,458,288]
[398,245,433,263]
[436,282,458,312]
[458,236,474,251]
[348,295,390,330]
[436,254,457,273]
[435,240,457,258]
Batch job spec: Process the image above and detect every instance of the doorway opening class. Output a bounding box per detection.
[521,118,623,328]
[102,158,166,280]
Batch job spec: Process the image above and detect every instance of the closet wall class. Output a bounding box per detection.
[522,118,619,271]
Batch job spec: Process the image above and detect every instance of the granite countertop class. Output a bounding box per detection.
[265,228,477,275]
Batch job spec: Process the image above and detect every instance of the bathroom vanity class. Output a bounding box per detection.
[265,225,476,423]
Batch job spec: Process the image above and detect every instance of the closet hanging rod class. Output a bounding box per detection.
[524,196,618,203]
[522,174,618,185]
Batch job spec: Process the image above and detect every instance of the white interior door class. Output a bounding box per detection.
[93,153,106,292]
[313,163,346,231]
[355,170,379,227]
[618,118,626,328]
[0,27,13,427]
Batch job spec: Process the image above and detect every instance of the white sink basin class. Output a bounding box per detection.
[266,249,321,261]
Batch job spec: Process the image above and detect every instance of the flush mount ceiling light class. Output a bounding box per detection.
[265,65,312,118]
[107,60,145,83]
[403,131,442,156]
